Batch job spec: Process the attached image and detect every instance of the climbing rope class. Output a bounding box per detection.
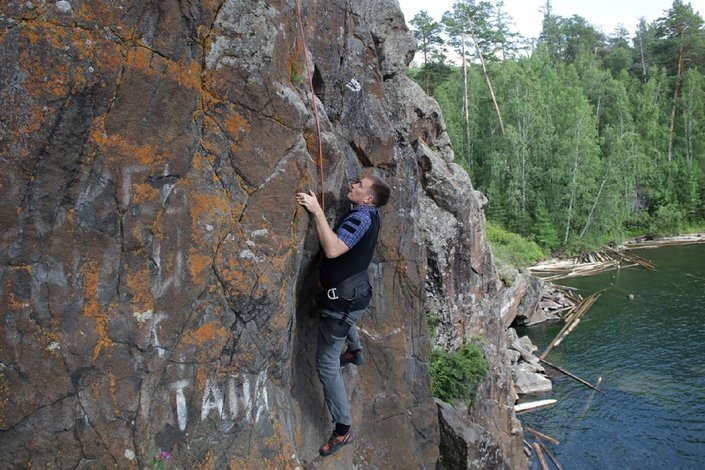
[295,0,325,211]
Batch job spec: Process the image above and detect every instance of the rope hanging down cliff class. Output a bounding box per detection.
[295,0,326,211]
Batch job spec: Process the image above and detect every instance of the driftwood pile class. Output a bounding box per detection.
[539,290,603,359]
[524,427,563,470]
[623,232,705,249]
[529,247,655,281]
[538,284,581,320]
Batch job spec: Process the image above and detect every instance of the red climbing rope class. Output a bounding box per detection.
[295,0,326,211]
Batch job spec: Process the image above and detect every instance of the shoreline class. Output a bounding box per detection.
[620,232,705,249]
[528,232,705,281]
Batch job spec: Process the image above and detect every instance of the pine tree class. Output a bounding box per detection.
[410,11,446,95]
[652,0,705,161]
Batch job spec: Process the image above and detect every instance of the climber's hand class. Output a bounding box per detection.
[296,190,322,216]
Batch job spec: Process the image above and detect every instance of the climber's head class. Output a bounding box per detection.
[347,176,390,208]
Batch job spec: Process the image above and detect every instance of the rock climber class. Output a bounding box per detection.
[296,175,391,457]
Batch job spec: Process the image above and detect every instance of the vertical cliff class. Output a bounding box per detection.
[0,1,526,468]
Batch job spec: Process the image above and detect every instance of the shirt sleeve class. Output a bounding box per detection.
[335,211,372,249]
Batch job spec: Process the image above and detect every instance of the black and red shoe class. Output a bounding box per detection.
[340,349,364,366]
[319,430,354,456]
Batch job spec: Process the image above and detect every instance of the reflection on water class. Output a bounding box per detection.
[518,244,705,469]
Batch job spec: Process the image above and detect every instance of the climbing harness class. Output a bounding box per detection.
[295,0,326,211]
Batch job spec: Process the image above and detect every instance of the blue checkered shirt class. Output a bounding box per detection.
[335,205,379,249]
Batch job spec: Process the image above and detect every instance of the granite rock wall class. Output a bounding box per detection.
[1,1,528,468]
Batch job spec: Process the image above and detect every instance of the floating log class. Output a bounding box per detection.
[540,358,606,395]
[540,292,601,359]
[623,233,705,249]
[604,246,656,270]
[523,440,533,458]
[537,439,564,470]
[530,246,657,280]
[532,442,549,470]
[526,427,560,446]
[514,399,557,413]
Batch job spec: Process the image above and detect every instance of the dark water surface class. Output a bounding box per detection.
[518,244,705,469]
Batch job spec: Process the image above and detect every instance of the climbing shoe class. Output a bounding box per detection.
[319,430,353,457]
[340,349,364,366]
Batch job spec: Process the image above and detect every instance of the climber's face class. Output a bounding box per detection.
[347,177,374,207]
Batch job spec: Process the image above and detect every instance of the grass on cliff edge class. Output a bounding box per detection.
[430,344,488,405]
[427,314,488,405]
[486,221,545,270]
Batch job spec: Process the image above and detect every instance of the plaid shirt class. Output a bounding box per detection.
[335,205,379,249]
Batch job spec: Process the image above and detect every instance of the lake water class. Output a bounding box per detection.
[517,243,705,469]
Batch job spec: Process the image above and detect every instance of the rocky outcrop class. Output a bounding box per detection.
[1,0,530,468]
[436,398,505,470]
[508,329,552,395]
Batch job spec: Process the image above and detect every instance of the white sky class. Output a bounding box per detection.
[398,0,705,39]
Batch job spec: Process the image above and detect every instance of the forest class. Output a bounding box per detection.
[408,0,705,255]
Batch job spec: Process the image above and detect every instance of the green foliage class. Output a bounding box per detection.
[406,1,705,252]
[146,450,171,470]
[650,203,686,236]
[430,343,488,405]
[426,311,440,342]
[486,222,545,268]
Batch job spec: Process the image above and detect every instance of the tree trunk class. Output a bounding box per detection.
[579,162,610,239]
[461,33,472,166]
[423,44,429,95]
[564,115,584,245]
[667,44,685,162]
[684,80,693,162]
[517,109,529,212]
[638,28,647,83]
[470,32,505,135]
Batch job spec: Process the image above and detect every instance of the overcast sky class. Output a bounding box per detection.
[397,0,705,39]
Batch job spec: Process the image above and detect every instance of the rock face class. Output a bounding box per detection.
[508,329,552,395]
[399,83,528,468]
[436,398,505,470]
[0,1,527,468]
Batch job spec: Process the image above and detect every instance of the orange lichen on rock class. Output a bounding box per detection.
[226,416,299,469]
[108,370,118,415]
[75,2,126,34]
[189,189,230,233]
[127,47,201,91]
[196,368,208,399]
[303,128,318,155]
[224,112,249,140]
[188,252,212,287]
[182,322,228,347]
[216,265,252,296]
[124,267,154,314]
[82,264,112,362]
[88,115,162,169]
[193,450,216,470]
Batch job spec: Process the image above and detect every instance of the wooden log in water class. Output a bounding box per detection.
[532,442,549,470]
[531,245,656,281]
[537,439,564,470]
[514,399,558,412]
[604,246,656,270]
[540,358,606,395]
[523,440,533,457]
[526,427,560,445]
[540,292,601,359]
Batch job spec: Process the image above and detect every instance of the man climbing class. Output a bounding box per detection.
[296,175,391,457]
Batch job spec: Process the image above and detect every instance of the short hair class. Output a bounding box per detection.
[366,175,391,207]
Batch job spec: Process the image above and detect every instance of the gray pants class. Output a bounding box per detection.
[316,309,364,426]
